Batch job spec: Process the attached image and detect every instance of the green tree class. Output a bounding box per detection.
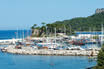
[41,22,46,26]
[31,12,104,37]
[41,22,46,36]
[97,46,104,66]
[93,45,104,69]
[31,24,37,29]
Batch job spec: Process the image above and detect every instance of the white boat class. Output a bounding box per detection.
[67,46,85,50]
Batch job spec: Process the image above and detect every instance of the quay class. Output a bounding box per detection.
[2,46,99,56]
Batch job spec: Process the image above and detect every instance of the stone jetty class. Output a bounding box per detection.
[2,45,99,56]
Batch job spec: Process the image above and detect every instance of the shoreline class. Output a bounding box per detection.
[2,46,99,56]
[0,38,100,56]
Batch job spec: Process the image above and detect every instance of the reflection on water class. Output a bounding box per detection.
[0,51,96,69]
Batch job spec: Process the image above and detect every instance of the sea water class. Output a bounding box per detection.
[0,30,31,40]
[0,52,96,69]
[0,30,97,69]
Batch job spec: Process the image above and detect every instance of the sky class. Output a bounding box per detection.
[0,0,104,30]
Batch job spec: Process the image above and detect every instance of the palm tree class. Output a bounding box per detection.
[33,24,37,28]
[31,24,37,29]
[46,24,52,35]
[41,22,46,26]
[31,24,37,35]
[41,22,46,36]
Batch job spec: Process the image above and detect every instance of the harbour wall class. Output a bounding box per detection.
[3,46,99,56]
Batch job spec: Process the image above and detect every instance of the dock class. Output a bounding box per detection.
[2,46,99,56]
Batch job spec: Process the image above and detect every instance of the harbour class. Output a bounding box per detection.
[0,30,98,69]
[0,30,101,56]
[0,0,104,68]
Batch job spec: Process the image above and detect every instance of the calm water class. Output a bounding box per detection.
[0,30,96,69]
[0,52,96,69]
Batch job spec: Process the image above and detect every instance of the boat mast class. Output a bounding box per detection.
[26,29,28,37]
[55,28,56,48]
[89,27,91,48]
[46,26,48,43]
[101,24,103,47]
[22,29,25,42]
[16,28,18,41]
[64,25,66,35]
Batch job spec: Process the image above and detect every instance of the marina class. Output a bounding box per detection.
[0,34,101,56]
[0,26,102,69]
[0,30,102,56]
[0,0,104,68]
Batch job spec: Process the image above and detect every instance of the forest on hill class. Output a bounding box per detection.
[52,12,104,31]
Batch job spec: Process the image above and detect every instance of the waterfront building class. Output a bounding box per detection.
[73,31,103,39]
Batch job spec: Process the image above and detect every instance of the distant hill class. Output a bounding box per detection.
[52,12,104,32]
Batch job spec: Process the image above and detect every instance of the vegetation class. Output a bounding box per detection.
[31,12,104,36]
[93,45,104,69]
[31,24,37,29]
[52,12,104,32]
[93,36,99,39]
[31,12,104,68]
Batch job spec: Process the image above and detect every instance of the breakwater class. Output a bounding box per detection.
[2,46,99,56]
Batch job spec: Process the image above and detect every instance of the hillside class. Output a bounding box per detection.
[31,12,104,36]
[53,12,104,31]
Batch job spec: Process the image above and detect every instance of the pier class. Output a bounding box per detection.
[2,46,99,56]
